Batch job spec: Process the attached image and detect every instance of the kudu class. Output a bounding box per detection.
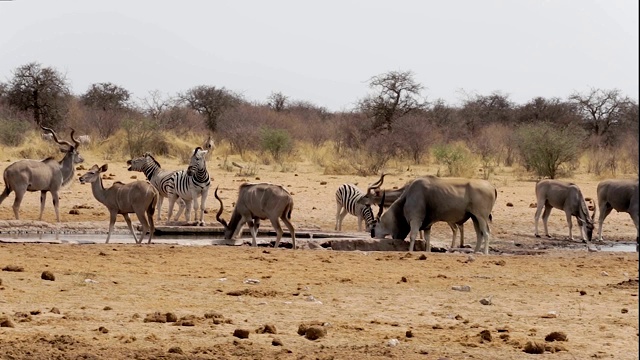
[534,179,595,245]
[79,164,158,244]
[596,179,639,248]
[361,174,466,248]
[371,176,496,254]
[0,126,83,222]
[214,184,296,249]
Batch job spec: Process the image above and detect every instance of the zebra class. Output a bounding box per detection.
[166,147,211,225]
[126,153,186,221]
[335,183,375,232]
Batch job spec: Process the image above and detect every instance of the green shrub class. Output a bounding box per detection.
[515,122,585,179]
[260,128,292,163]
[432,142,476,177]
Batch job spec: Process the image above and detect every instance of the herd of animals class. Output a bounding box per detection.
[0,126,638,254]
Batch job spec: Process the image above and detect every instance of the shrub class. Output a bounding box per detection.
[432,142,476,177]
[515,122,585,179]
[0,119,27,146]
[260,128,293,163]
[122,118,166,159]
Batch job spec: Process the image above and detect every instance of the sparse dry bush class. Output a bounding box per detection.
[471,124,509,179]
[217,105,262,157]
[394,114,441,164]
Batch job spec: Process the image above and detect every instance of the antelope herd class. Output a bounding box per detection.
[0,128,638,252]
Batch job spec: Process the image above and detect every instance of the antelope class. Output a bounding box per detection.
[214,183,296,249]
[596,179,639,247]
[361,174,468,248]
[534,179,595,245]
[371,176,497,254]
[0,126,83,222]
[79,164,158,244]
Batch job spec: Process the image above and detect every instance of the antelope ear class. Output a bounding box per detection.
[100,164,109,172]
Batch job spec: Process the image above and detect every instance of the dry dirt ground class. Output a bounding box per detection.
[0,151,638,359]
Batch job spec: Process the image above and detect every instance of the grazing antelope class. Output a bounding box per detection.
[0,126,83,222]
[214,183,296,249]
[361,174,468,248]
[371,176,497,254]
[335,183,375,232]
[79,164,158,244]
[127,153,186,221]
[534,179,595,244]
[596,179,639,247]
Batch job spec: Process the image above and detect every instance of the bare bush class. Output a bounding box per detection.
[217,105,262,157]
[471,124,510,178]
[394,114,441,164]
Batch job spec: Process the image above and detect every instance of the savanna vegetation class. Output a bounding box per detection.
[0,62,637,180]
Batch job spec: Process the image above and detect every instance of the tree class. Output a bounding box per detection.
[81,82,131,139]
[81,82,130,110]
[6,62,71,127]
[357,70,426,132]
[459,91,514,136]
[180,85,240,132]
[516,96,579,126]
[515,122,585,179]
[569,88,632,140]
[267,92,288,112]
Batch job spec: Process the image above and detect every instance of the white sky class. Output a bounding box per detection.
[0,0,637,111]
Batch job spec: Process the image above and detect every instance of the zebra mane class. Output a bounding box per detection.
[193,146,203,155]
[144,153,162,168]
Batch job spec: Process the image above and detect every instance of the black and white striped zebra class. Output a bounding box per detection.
[127,153,186,221]
[335,183,375,232]
[167,147,211,225]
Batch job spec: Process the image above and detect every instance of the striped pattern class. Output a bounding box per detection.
[167,147,211,225]
[335,183,375,232]
[127,153,185,221]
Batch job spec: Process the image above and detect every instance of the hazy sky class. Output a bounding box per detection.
[1,0,637,111]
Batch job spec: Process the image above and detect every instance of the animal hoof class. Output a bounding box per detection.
[535,234,541,238]
[546,235,552,238]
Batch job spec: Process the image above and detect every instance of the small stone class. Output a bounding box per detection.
[452,285,471,292]
[50,307,61,314]
[98,326,109,334]
[271,338,283,346]
[387,338,399,347]
[405,330,413,338]
[167,347,183,354]
[41,271,55,281]
[320,181,327,185]
[401,276,407,283]
[480,297,492,305]
[544,331,567,342]
[417,254,427,260]
[233,328,250,339]
[523,340,546,354]
[506,202,514,207]
[305,326,327,340]
[479,330,492,342]
[579,290,587,296]
[103,306,112,311]
[0,316,15,328]
[165,312,177,322]
[69,209,80,215]
[2,265,24,272]
[494,260,506,266]
[622,308,629,314]
[601,271,609,276]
